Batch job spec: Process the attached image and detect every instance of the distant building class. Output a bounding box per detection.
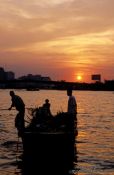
[17,74,52,89]
[0,67,5,81]
[18,74,41,81]
[0,67,15,81]
[41,76,51,81]
[104,80,114,91]
[105,80,114,84]
[18,74,51,81]
[6,71,15,80]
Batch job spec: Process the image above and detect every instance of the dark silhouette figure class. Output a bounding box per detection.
[8,91,25,140]
[67,87,78,135]
[43,99,52,116]
[67,88,77,114]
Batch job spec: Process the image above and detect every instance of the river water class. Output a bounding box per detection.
[0,89,114,175]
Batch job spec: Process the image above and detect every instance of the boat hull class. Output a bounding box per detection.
[23,131,76,173]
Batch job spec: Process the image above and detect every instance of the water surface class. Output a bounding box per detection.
[0,89,114,175]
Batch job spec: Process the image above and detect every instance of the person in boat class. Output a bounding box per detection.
[43,99,52,117]
[67,87,77,132]
[8,91,25,140]
[67,87,77,115]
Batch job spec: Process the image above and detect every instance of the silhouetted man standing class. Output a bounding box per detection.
[67,88,77,115]
[8,91,25,140]
[67,87,77,133]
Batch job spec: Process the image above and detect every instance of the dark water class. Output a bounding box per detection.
[0,89,114,175]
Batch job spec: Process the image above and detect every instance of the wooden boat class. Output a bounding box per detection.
[23,132,76,174]
[22,107,77,173]
[26,87,40,91]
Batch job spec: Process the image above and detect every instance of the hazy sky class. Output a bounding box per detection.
[0,0,114,82]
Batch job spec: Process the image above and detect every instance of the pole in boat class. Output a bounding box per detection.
[0,108,32,110]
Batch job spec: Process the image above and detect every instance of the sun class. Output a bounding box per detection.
[76,75,82,81]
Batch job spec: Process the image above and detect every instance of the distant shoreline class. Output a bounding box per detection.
[0,79,114,91]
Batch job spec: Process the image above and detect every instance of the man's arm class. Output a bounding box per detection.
[8,99,14,110]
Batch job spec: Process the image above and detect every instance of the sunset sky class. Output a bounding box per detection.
[0,0,114,82]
